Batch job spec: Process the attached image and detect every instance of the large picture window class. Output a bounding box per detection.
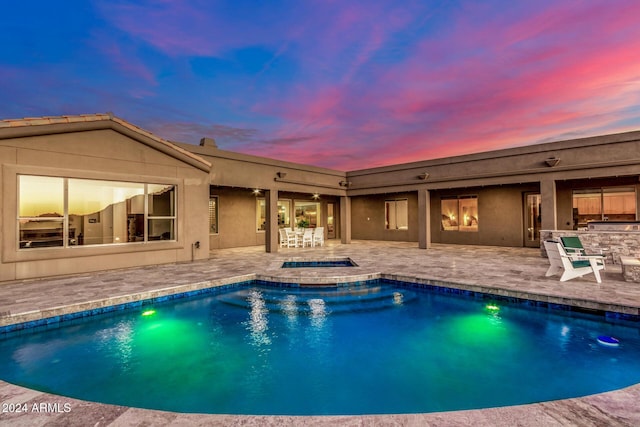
[294,201,320,228]
[441,196,478,232]
[572,187,636,228]
[257,199,294,230]
[18,175,176,249]
[385,199,408,230]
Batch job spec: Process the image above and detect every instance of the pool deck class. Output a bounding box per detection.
[1,240,640,426]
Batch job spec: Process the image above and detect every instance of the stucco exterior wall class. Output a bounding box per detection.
[351,193,419,242]
[209,187,265,249]
[0,128,210,282]
[429,185,538,247]
[177,143,348,197]
[345,131,640,194]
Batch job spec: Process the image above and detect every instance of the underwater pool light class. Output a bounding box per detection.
[485,304,500,312]
[597,335,620,347]
[141,309,156,317]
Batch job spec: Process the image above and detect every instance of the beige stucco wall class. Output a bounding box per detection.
[345,131,640,194]
[208,187,265,249]
[177,143,348,197]
[351,186,539,247]
[429,185,538,247]
[0,128,210,282]
[343,131,640,248]
[351,192,419,242]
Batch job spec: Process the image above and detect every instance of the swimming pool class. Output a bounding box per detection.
[0,279,639,415]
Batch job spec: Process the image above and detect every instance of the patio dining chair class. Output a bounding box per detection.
[278,228,288,248]
[313,226,324,247]
[284,229,298,248]
[301,228,314,247]
[544,240,605,283]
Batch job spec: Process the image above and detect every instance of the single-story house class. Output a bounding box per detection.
[1,113,639,281]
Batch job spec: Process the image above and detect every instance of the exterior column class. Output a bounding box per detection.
[540,178,558,231]
[265,189,279,253]
[340,196,351,244]
[418,189,431,249]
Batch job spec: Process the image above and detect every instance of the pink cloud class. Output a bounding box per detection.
[96,0,226,57]
[92,1,640,171]
[87,28,158,86]
[315,1,640,169]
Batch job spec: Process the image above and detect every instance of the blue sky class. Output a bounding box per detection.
[2,0,639,170]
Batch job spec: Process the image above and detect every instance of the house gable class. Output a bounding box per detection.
[0,114,211,173]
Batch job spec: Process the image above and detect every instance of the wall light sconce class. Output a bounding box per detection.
[417,172,430,180]
[545,157,560,167]
[339,181,352,187]
[276,171,287,179]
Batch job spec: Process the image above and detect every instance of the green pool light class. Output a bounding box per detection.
[485,304,500,312]
[141,309,156,317]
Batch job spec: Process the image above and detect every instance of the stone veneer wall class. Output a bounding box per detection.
[540,230,640,264]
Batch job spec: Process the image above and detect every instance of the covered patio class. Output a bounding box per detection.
[1,241,640,426]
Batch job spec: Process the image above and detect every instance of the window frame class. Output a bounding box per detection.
[441,195,478,232]
[17,174,178,250]
[385,199,409,230]
[572,186,637,227]
[209,195,219,234]
[256,198,266,232]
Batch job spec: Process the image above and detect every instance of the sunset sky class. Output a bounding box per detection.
[2,0,639,170]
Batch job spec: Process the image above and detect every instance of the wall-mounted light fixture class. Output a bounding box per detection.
[276,171,287,179]
[312,193,320,200]
[545,157,561,167]
[252,189,262,196]
[339,180,352,187]
[417,172,430,180]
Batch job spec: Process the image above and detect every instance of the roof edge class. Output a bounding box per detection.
[0,113,212,173]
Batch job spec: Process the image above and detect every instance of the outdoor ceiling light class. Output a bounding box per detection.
[252,189,261,195]
[312,193,320,200]
[545,157,561,167]
[417,172,430,180]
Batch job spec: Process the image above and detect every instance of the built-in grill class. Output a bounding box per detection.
[587,221,640,231]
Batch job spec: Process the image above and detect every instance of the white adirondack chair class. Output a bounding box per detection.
[544,240,605,283]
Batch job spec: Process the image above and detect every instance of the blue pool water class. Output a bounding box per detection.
[1,279,640,415]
